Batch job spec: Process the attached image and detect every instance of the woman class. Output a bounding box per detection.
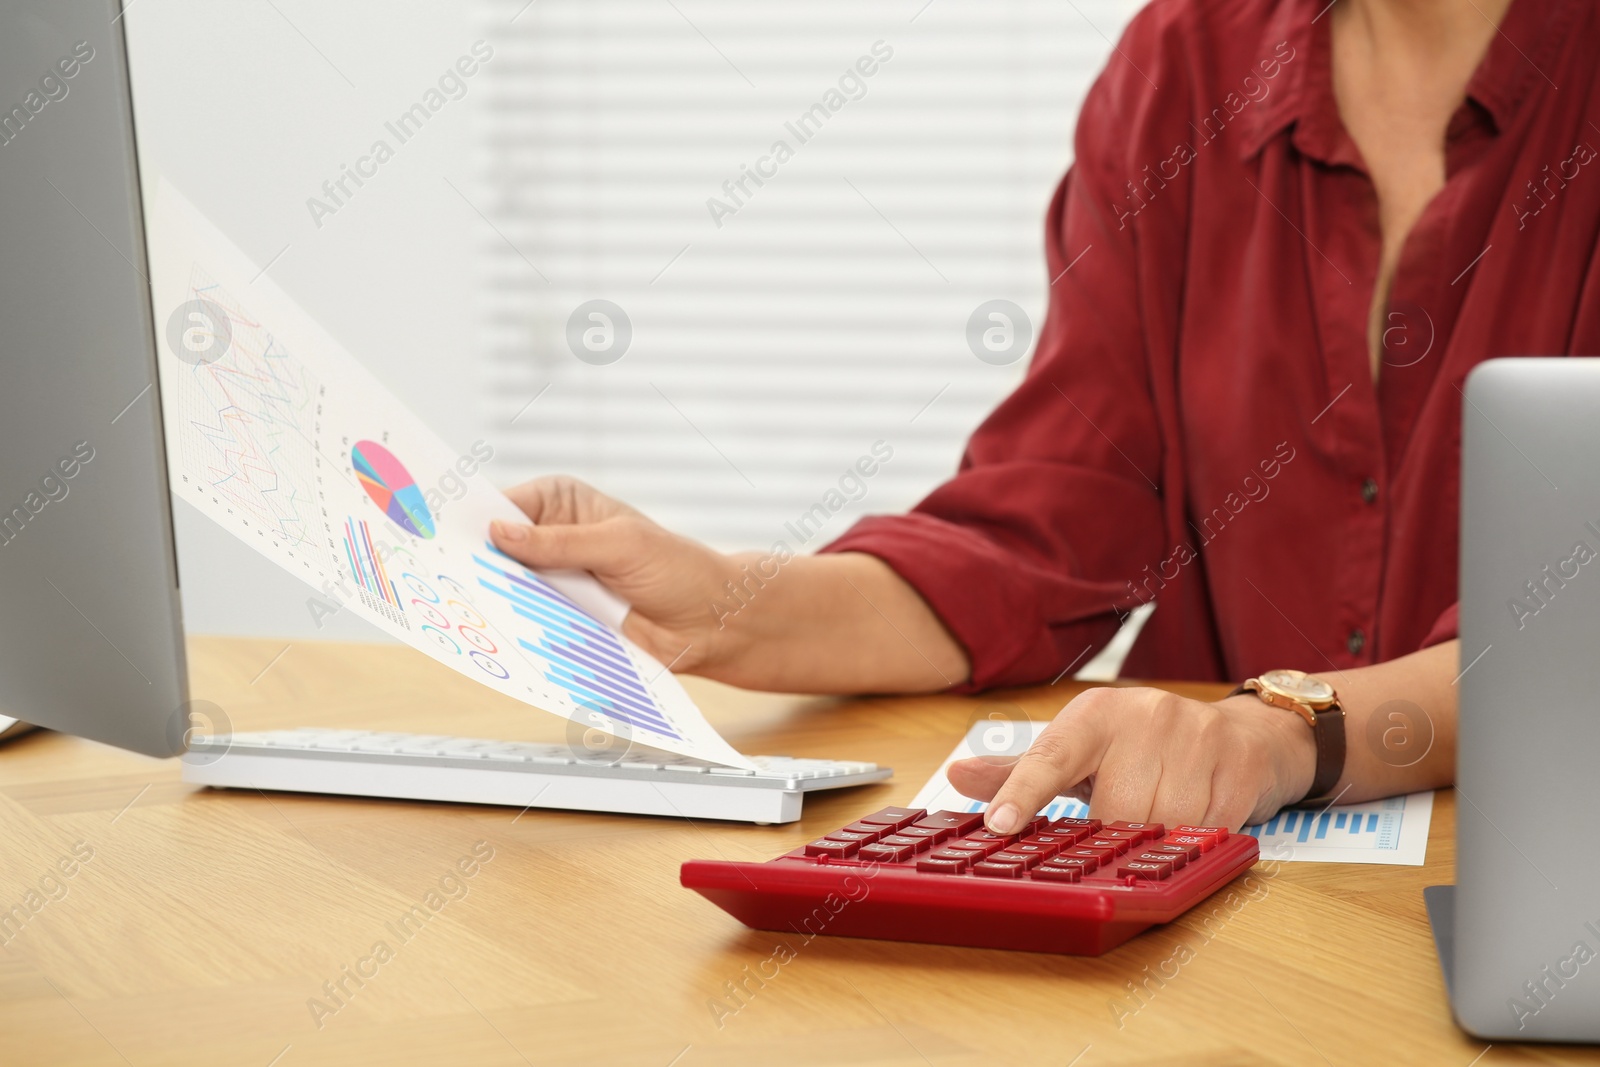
[490,0,1599,831]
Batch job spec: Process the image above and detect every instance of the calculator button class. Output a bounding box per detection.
[1173,825,1229,848]
[1149,841,1202,861]
[839,822,888,840]
[1007,841,1059,859]
[971,861,1027,879]
[879,834,934,853]
[1031,864,1083,883]
[1060,847,1110,865]
[1047,818,1102,837]
[805,839,859,859]
[1021,834,1069,848]
[1105,821,1166,842]
[1085,837,1133,855]
[991,850,1046,869]
[1044,855,1100,874]
[1096,829,1145,843]
[859,807,925,828]
[916,856,970,874]
[1134,850,1186,871]
[858,843,913,863]
[892,826,951,844]
[824,830,878,844]
[913,811,984,834]
[1117,861,1171,880]
[929,848,979,863]
[964,829,1018,844]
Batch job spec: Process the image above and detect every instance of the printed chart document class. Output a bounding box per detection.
[148,183,753,769]
[911,721,1433,865]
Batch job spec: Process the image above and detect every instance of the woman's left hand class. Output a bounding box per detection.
[946,686,1319,833]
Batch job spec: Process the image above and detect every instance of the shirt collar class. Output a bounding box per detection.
[1235,0,1578,165]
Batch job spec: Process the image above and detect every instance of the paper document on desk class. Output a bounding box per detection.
[148,183,753,769]
[912,722,1432,865]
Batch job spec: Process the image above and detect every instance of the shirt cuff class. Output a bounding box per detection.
[1420,602,1459,647]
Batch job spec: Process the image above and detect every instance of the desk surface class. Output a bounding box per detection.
[0,636,1593,1067]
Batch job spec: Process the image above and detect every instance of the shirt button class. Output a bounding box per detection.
[1347,628,1366,656]
[1361,478,1379,504]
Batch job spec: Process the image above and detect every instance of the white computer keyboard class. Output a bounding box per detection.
[181,728,892,824]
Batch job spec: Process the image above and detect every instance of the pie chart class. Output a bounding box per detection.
[352,440,436,539]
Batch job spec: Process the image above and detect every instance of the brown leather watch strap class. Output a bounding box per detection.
[1227,685,1347,804]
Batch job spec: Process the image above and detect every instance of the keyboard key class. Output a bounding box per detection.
[1031,864,1083,883]
[1105,821,1166,842]
[1117,860,1172,880]
[859,807,924,828]
[913,811,984,834]
[971,861,1027,879]
[916,856,970,874]
[1134,850,1186,871]
[805,839,859,859]
[858,843,913,863]
[879,834,934,853]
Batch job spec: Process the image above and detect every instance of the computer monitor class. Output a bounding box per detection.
[0,0,188,756]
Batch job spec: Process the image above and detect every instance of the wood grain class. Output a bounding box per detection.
[0,636,1593,1066]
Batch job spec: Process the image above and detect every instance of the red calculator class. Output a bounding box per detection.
[681,806,1259,955]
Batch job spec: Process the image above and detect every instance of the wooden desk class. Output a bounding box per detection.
[0,637,1594,1067]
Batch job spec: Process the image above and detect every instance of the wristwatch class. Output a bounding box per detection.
[1228,669,1346,804]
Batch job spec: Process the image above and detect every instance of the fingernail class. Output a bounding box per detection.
[493,520,527,542]
[986,802,1020,835]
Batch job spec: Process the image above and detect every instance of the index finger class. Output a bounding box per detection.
[982,691,1113,834]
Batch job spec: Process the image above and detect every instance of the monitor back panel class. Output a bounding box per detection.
[0,0,187,755]
[1456,357,1600,1041]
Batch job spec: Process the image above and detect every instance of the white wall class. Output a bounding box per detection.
[128,0,1143,667]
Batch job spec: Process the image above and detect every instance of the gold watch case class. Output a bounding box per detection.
[1241,668,1339,727]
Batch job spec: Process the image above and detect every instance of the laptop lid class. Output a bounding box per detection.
[1455,356,1600,1041]
[0,0,188,756]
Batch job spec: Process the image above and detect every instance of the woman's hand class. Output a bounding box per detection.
[947,687,1319,832]
[490,476,740,672]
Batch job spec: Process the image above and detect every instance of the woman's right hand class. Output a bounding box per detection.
[490,475,740,673]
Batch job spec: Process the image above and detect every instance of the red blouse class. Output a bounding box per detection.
[823,0,1600,686]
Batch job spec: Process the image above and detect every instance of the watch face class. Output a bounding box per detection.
[1260,668,1335,703]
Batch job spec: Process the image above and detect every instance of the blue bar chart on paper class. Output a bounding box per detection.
[472,546,683,742]
[910,721,1435,865]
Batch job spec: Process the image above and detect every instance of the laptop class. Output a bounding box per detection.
[1429,356,1600,1041]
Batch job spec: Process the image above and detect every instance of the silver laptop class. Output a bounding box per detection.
[0,0,188,755]
[1429,357,1600,1041]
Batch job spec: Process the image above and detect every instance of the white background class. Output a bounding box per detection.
[126,0,1142,670]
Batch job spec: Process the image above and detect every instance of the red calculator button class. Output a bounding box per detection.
[879,834,934,853]
[824,830,878,844]
[1008,841,1059,859]
[1032,864,1083,883]
[991,850,1046,869]
[1117,860,1171,880]
[1021,834,1069,848]
[1166,834,1215,853]
[893,826,952,844]
[858,843,913,863]
[859,807,925,828]
[916,856,970,874]
[1149,841,1202,861]
[950,839,1007,857]
[839,822,887,840]
[1058,849,1107,869]
[929,847,978,863]
[1044,855,1100,874]
[914,811,984,834]
[1173,825,1229,847]
[1105,821,1166,842]
[1135,850,1187,871]
[964,829,1019,845]
[804,839,859,859]
[1085,837,1133,855]
[1049,818,1102,835]
[971,861,1027,879]
[1096,829,1145,843]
